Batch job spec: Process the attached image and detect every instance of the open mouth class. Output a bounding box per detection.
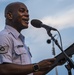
[22,18,29,24]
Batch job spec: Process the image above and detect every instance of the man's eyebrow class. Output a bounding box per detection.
[19,7,28,12]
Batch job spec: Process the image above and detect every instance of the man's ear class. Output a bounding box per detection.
[6,12,13,20]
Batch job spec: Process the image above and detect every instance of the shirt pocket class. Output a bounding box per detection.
[13,45,27,64]
[14,46,27,55]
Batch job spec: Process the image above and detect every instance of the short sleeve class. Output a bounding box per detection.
[0,34,13,64]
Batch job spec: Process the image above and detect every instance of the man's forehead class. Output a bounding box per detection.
[7,2,27,10]
[13,3,27,8]
[19,3,27,9]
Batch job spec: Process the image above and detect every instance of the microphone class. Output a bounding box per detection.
[31,19,57,31]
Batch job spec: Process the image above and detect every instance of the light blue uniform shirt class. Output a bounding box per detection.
[0,25,33,75]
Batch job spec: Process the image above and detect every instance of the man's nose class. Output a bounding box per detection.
[24,11,29,17]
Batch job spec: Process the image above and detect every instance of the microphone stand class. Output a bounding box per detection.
[46,30,74,75]
[52,40,58,75]
[65,63,72,75]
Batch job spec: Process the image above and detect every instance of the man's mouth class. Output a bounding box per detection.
[22,18,29,24]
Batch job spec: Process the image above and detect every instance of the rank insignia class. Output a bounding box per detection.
[0,45,5,51]
[0,45,8,54]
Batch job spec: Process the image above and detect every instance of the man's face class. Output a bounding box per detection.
[12,3,29,29]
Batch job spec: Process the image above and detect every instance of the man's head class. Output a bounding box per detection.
[5,2,29,32]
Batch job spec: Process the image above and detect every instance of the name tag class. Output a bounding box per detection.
[17,45,24,48]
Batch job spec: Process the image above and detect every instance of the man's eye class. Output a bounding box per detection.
[19,8,25,12]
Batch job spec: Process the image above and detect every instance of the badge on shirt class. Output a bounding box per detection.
[17,45,24,48]
[0,45,8,54]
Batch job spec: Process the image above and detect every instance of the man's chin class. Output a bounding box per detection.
[25,26,28,29]
[23,24,29,29]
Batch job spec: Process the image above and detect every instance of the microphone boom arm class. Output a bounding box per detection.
[47,29,74,69]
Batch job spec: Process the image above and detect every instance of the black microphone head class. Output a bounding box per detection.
[31,19,42,28]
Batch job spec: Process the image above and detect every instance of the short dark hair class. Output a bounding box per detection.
[5,2,25,18]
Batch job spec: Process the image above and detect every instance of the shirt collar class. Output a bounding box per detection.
[5,25,20,39]
[19,33,25,43]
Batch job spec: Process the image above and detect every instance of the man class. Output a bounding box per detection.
[0,2,63,75]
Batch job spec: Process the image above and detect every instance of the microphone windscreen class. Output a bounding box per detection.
[31,19,42,28]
